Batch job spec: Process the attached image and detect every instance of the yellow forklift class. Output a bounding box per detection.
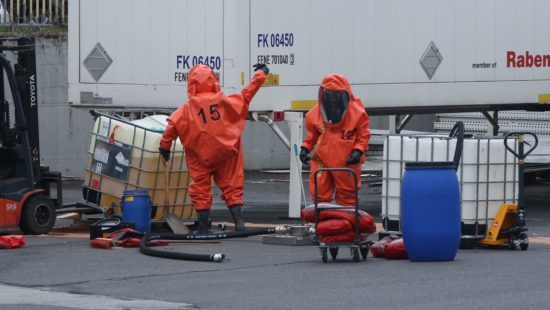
[477,132,538,250]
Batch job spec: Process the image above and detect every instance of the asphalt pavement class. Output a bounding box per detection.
[1,172,549,310]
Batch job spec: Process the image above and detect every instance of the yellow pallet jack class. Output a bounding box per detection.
[477,132,538,250]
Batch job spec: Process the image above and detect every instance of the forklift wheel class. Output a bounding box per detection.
[20,195,56,235]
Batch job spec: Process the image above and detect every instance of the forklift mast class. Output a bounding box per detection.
[14,37,40,183]
[0,36,62,208]
[0,37,43,184]
[0,37,36,199]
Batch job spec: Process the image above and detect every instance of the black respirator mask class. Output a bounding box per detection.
[319,87,350,124]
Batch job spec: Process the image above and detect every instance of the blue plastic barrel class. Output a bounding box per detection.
[121,190,152,233]
[401,162,461,261]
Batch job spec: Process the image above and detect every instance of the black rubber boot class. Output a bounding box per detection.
[229,205,245,232]
[196,210,210,234]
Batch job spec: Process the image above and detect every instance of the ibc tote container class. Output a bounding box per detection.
[82,110,196,221]
[382,135,519,239]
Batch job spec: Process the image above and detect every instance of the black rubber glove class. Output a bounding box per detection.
[159,148,171,162]
[299,147,310,165]
[253,63,270,75]
[346,149,363,166]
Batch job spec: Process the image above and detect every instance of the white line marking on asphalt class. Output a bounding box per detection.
[0,284,192,309]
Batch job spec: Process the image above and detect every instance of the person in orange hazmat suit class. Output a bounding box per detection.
[159,63,268,234]
[299,74,371,206]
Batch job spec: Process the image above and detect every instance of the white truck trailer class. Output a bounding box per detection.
[69,0,550,112]
[68,0,550,217]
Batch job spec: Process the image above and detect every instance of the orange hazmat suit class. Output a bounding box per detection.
[301,74,371,206]
[160,65,267,211]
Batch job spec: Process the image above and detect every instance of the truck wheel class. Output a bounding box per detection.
[20,195,56,235]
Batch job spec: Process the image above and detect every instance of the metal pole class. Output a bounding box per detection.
[293,144,309,209]
[517,135,525,209]
[257,114,290,149]
[285,111,304,218]
[389,115,397,134]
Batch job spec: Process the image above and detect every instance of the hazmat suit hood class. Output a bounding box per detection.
[318,74,354,124]
[187,65,221,98]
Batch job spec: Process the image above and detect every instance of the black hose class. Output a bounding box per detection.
[139,227,279,262]
[449,121,465,171]
[140,235,223,262]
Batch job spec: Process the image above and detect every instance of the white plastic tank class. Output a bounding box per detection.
[382,135,518,233]
[83,113,196,220]
[460,138,518,224]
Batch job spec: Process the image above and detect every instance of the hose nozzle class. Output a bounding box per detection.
[275,226,289,234]
[212,253,226,262]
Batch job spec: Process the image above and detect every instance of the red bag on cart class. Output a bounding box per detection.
[316,219,353,236]
[320,231,368,243]
[301,207,376,234]
[322,210,375,234]
[302,206,367,223]
[0,235,26,249]
[384,238,408,259]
